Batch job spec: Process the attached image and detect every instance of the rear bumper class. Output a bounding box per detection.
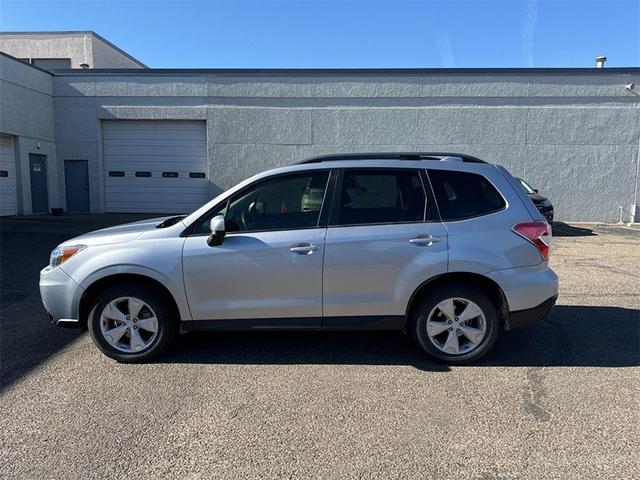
[506,295,557,330]
[486,263,558,312]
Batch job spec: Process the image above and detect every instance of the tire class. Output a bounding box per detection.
[409,283,500,365]
[88,282,178,363]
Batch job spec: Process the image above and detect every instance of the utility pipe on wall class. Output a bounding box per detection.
[632,138,640,223]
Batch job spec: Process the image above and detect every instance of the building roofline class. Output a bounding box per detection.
[47,66,640,76]
[0,30,147,68]
[0,50,53,75]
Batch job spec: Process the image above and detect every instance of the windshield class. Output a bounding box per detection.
[516,177,535,195]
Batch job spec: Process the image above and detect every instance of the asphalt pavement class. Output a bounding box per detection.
[1,215,638,479]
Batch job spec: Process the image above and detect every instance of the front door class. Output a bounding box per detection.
[322,168,449,322]
[29,154,48,213]
[182,170,332,326]
[64,160,90,212]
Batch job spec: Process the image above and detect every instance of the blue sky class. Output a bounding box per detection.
[1,0,638,68]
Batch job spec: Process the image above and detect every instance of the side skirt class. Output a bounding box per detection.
[182,316,406,332]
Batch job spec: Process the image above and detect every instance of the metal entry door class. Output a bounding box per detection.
[64,160,90,212]
[29,153,48,214]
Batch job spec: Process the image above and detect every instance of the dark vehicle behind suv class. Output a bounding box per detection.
[517,177,554,223]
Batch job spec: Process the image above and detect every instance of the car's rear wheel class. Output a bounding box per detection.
[410,284,499,364]
[88,283,177,363]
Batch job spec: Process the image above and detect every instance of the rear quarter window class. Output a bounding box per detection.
[428,169,506,221]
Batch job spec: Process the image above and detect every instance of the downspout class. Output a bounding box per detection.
[632,137,640,223]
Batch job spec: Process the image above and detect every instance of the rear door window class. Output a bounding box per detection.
[428,170,505,221]
[335,169,426,226]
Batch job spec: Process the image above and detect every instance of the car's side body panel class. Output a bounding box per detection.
[486,263,558,312]
[182,228,326,321]
[322,222,449,318]
[54,232,192,323]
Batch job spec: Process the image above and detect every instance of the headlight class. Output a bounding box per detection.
[49,244,87,269]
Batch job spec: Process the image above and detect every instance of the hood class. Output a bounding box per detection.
[61,216,179,247]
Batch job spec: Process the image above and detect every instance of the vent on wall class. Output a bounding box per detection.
[162,172,179,178]
[108,171,125,177]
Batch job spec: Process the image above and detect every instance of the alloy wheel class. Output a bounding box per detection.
[99,297,159,353]
[425,297,487,355]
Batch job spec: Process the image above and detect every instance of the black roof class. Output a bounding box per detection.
[297,152,487,164]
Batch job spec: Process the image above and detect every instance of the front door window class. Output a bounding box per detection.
[194,171,330,234]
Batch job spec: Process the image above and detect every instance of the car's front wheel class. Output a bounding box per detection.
[410,284,500,364]
[88,283,177,363]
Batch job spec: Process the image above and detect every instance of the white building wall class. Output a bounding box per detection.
[0,53,59,214]
[2,48,638,221]
[52,69,640,221]
[0,33,89,67]
[0,32,145,69]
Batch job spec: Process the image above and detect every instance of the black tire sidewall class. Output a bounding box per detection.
[411,284,499,364]
[88,283,176,363]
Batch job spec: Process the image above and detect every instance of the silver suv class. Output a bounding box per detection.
[40,153,558,364]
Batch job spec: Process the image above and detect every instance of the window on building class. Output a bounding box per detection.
[428,170,506,221]
[336,169,426,226]
[31,58,72,69]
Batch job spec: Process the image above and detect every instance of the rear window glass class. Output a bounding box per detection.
[428,170,505,221]
[336,169,426,226]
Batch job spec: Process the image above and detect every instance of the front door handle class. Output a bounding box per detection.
[409,234,440,246]
[289,243,320,254]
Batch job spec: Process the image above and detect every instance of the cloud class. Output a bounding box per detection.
[522,0,538,67]
[436,31,455,68]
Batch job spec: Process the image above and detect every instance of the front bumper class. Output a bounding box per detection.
[507,295,557,330]
[39,265,84,327]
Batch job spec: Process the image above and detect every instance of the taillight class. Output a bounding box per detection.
[513,221,551,260]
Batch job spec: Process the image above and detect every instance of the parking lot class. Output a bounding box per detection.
[1,215,638,479]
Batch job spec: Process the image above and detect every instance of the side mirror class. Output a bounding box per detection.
[207,215,226,246]
[533,189,539,193]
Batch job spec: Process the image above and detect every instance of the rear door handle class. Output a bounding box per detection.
[289,243,320,254]
[409,234,440,246]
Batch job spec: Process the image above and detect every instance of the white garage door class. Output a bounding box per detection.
[0,134,17,216]
[103,120,209,213]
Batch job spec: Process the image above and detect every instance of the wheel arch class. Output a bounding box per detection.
[78,273,183,330]
[405,272,510,328]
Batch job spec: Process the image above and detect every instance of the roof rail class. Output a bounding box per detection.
[297,152,487,164]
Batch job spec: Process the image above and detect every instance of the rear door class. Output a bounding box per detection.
[322,168,448,325]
